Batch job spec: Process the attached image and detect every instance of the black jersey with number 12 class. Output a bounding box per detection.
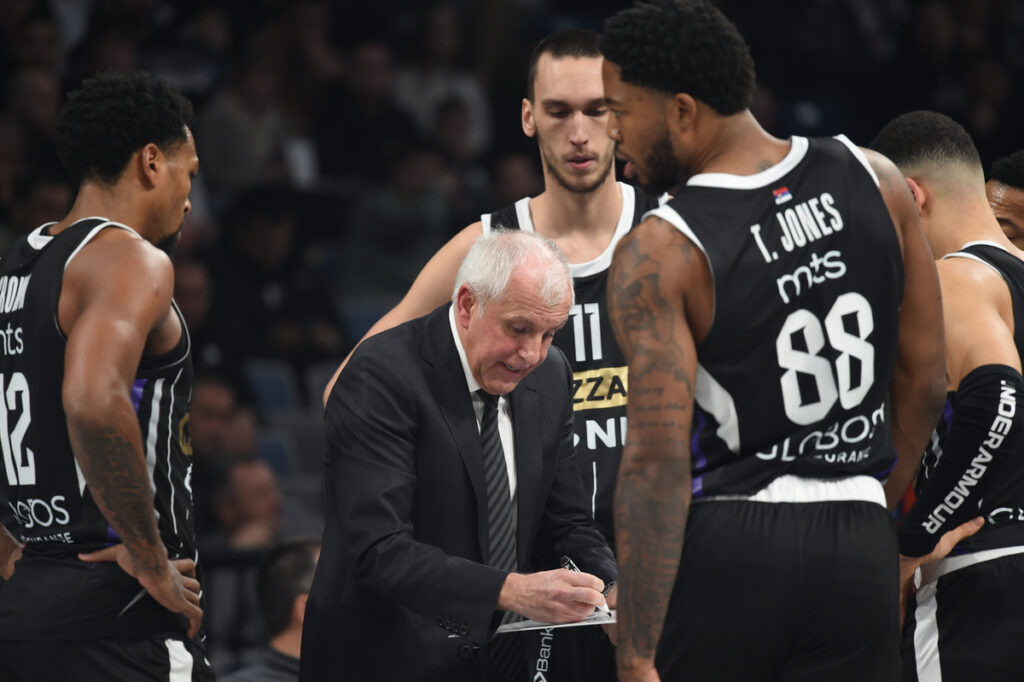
[0,218,196,639]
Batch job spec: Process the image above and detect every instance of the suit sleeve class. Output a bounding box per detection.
[326,346,507,644]
[534,349,618,584]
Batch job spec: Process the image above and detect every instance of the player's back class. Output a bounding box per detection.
[0,218,196,639]
[649,135,903,499]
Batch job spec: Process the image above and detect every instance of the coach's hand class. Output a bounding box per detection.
[497,569,606,623]
[898,516,984,627]
[79,544,203,638]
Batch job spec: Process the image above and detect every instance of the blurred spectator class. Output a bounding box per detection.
[204,455,321,551]
[64,22,140,90]
[206,186,348,368]
[340,144,450,299]
[4,159,72,248]
[7,6,61,73]
[189,373,256,460]
[7,66,61,154]
[174,258,246,384]
[314,40,417,184]
[221,540,320,682]
[490,151,543,209]
[0,118,23,228]
[196,49,287,204]
[393,4,492,158]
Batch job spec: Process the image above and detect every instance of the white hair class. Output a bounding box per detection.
[452,229,574,311]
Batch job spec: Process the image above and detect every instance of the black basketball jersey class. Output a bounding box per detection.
[649,136,903,499]
[0,218,196,639]
[917,242,1024,553]
[482,182,660,544]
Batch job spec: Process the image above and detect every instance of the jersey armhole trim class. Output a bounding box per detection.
[481,213,492,234]
[644,204,716,330]
[943,251,1006,280]
[833,134,880,187]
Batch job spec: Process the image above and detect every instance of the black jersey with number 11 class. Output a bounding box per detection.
[648,136,903,499]
[483,182,660,545]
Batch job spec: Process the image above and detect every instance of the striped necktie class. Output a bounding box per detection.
[478,391,522,681]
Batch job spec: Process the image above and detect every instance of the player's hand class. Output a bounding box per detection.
[618,654,661,682]
[79,544,203,638]
[498,569,606,623]
[0,528,22,580]
[898,516,984,627]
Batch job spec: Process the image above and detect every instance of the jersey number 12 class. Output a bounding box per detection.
[0,371,34,486]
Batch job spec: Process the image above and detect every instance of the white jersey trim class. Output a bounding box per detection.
[64,219,142,271]
[695,364,740,453]
[694,474,886,506]
[686,136,808,190]
[833,134,879,187]
[480,182,638,277]
[912,581,943,682]
[942,251,1004,279]
[166,638,195,681]
[920,544,1024,586]
[145,377,165,522]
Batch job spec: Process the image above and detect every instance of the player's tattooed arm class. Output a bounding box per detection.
[608,217,697,681]
[68,420,167,575]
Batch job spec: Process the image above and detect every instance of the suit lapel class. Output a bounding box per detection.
[423,306,490,560]
[510,375,541,569]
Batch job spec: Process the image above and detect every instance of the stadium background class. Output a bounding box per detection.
[0,0,1022,674]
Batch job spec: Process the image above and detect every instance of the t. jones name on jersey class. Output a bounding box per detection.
[755,401,885,464]
[747,192,851,305]
[0,275,30,355]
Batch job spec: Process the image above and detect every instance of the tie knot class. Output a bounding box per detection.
[478,390,500,412]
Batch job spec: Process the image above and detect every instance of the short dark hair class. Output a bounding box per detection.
[55,71,194,187]
[257,539,320,638]
[869,111,980,172]
[526,29,602,102]
[990,150,1024,190]
[599,0,755,115]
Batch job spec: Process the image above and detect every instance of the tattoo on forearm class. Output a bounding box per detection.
[69,424,165,575]
[608,221,696,669]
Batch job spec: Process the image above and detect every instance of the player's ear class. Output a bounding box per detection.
[905,177,928,216]
[522,98,536,138]
[138,143,161,189]
[668,93,698,134]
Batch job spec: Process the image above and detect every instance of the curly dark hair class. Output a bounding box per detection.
[55,71,194,187]
[869,111,980,172]
[599,0,755,115]
[990,150,1024,190]
[526,28,602,102]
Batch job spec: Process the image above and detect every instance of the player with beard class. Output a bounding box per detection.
[598,2,960,680]
[322,28,658,682]
[0,71,210,680]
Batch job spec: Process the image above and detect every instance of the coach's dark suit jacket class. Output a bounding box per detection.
[299,304,616,682]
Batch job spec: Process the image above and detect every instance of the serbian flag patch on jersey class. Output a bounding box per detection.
[773,186,792,205]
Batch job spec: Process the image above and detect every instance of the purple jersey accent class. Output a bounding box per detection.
[106,525,120,543]
[942,398,954,426]
[692,475,704,498]
[130,378,146,412]
[692,409,708,472]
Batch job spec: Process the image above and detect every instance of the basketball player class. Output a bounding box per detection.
[0,71,210,680]
[872,112,1024,682]
[986,149,1024,249]
[598,2,950,680]
[323,28,659,682]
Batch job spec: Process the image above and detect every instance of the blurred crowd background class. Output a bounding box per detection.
[1,0,1022,674]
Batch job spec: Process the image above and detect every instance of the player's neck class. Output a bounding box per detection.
[528,174,622,263]
[690,111,789,178]
[943,197,1018,257]
[53,182,144,237]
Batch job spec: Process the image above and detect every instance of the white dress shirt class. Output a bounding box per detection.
[449,307,517,498]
